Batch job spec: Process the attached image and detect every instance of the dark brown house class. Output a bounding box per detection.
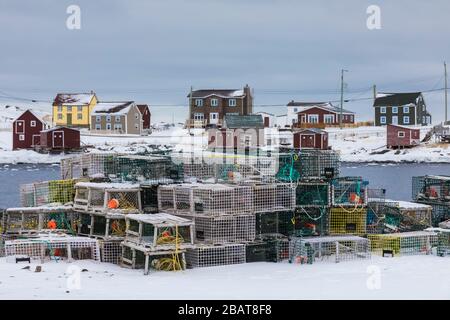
[38,126,81,151]
[296,103,355,128]
[373,92,431,126]
[12,110,46,150]
[137,104,151,130]
[187,85,253,128]
[386,124,420,149]
[293,128,329,150]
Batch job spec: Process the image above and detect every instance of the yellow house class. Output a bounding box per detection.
[52,92,98,128]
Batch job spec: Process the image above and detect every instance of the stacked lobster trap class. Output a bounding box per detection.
[412,175,450,226]
[368,231,438,257]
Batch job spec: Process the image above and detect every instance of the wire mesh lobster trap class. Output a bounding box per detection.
[61,153,117,180]
[251,183,296,213]
[188,214,256,244]
[98,239,123,264]
[412,175,450,202]
[123,213,194,251]
[295,207,329,237]
[2,206,78,236]
[289,235,371,264]
[368,231,438,257]
[245,235,290,263]
[414,201,450,226]
[74,182,142,214]
[20,179,80,207]
[157,183,254,216]
[4,235,100,262]
[121,240,187,274]
[77,212,127,239]
[437,230,450,257]
[296,181,330,207]
[255,211,295,237]
[331,177,368,206]
[185,243,246,268]
[328,207,367,236]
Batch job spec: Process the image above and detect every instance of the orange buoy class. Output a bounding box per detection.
[108,198,119,209]
[47,219,57,230]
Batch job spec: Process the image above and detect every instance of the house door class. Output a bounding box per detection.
[67,114,72,126]
[264,117,270,127]
[53,131,64,148]
[32,135,40,147]
[392,116,398,125]
[15,120,25,133]
[301,134,315,148]
[210,113,219,125]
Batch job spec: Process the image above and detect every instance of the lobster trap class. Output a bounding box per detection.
[251,183,296,213]
[414,201,450,226]
[295,207,329,237]
[246,235,290,263]
[189,214,256,244]
[98,239,123,264]
[74,182,142,214]
[255,211,295,237]
[289,235,371,264]
[185,243,246,268]
[412,175,450,203]
[140,184,160,213]
[20,179,79,207]
[368,231,438,257]
[2,206,77,236]
[328,207,367,236]
[437,230,450,257]
[60,153,117,180]
[157,183,254,216]
[331,177,368,206]
[4,235,100,262]
[296,181,330,207]
[121,241,186,274]
[78,212,127,239]
[123,213,194,251]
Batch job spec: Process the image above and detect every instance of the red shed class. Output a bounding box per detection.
[12,110,46,150]
[137,104,151,130]
[386,124,420,149]
[293,128,329,150]
[39,126,80,151]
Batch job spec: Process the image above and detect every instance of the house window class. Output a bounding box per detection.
[77,113,82,120]
[350,115,354,122]
[115,116,121,122]
[392,107,398,114]
[114,124,122,130]
[324,114,334,124]
[404,116,410,124]
[106,123,112,130]
[30,120,36,127]
[135,124,139,129]
[211,98,218,107]
[135,113,139,119]
[380,116,386,124]
[106,115,111,122]
[307,114,319,124]
[57,113,63,120]
[78,105,83,112]
[293,108,298,113]
[57,105,63,112]
[403,106,409,113]
[194,113,204,120]
[96,116,101,122]
[228,99,236,107]
[67,106,72,112]
[19,134,25,141]
[95,124,101,130]
[398,131,405,138]
[194,99,203,107]
[380,107,386,114]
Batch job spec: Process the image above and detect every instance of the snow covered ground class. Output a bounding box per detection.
[0,255,449,299]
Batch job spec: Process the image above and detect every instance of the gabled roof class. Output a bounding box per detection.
[40,126,80,133]
[14,109,44,123]
[136,104,150,115]
[92,101,135,115]
[188,89,245,99]
[386,124,420,131]
[295,128,327,135]
[255,111,275,116]
[296,103,355,114]
[224,114,264,129]
[374,92,422,107]
[287,101,328,107]
[53,93,96,105]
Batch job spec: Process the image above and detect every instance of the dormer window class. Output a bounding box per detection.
[195,99,203,107]
[211,98,218,107]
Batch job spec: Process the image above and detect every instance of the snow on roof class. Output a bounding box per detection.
[13,109,45,123]
[40,126,80,133]
[125,213,193,226]
[297,103,355,114]
[374,92,422,107]
[53,93,96,105]
[92,101,135,115]
[5,234,98,245]
[75,182,140,189]
[384,199,432,210]
[189,89,246,98]
[6,205,73,213]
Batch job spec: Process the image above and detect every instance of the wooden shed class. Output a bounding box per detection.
[39,126,80,151]
[386,124,420,149]
[293,128,328,150]
[12,110,46,150]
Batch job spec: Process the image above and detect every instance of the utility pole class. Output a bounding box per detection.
[340,69,348,129]
[373,84,377,102]
[445,62,448,123]
[188,86,193,134]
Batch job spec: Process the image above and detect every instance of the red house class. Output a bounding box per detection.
[137,104,151,130]
[12,110,46,150]
[39,126,81,152]
[296,102,355,127]
[386,124,420,149]
[293,128,329,150]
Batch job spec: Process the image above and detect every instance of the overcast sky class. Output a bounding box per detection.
[0,0,449,123]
